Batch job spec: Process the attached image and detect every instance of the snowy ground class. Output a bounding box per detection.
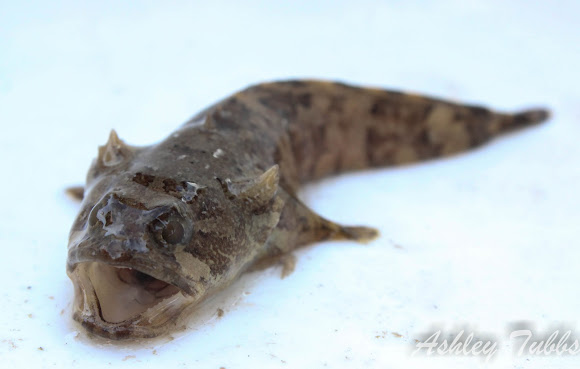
[1,1,579,368]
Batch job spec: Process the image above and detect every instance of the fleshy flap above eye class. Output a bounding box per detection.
[98,130,130,167]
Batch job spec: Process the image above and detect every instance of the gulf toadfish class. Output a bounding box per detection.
[66,80,549,339]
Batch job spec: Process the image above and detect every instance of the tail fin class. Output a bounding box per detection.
[465,106,550,148]
[507,108,551,131]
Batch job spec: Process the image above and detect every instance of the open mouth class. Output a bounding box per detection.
[69,262,193,339]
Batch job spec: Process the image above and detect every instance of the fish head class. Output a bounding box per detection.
[67,131,284,339]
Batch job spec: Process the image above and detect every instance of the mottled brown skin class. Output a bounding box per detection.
[67,80,549,340]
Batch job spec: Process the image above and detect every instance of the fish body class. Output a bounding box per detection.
[67,80,549,339]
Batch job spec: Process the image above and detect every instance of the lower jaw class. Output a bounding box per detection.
[72,291,195,340]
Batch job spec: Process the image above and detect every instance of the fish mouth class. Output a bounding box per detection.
[68,262,196,340]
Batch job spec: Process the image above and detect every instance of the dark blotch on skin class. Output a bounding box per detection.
[328,96,346,113]
[258,93,297,120]
[133,172,155,187]
[163,179,178,193]
[370,100,386,116]
[296,93,312,108]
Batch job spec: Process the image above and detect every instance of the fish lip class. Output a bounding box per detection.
[72,296,182,340]
[73,308,158,340]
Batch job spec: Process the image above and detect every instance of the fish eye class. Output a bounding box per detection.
[162,219,185,245]
[150,212,191,247]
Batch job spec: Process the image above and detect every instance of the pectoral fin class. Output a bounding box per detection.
[255,187,379,277]
[66,186,84,201]
[320,221,379,244]
[281,189,379,247]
